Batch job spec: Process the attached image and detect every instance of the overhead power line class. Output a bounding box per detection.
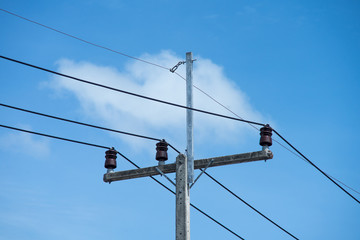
[2,8,358,196]
[0,7,239,129]
[0,7,255,129]
[0,103,159,141]
[273,129,360,204]
[1,102,298,238]
[0,7,238,121]
[1,54,359,204]
[0,8,359,199]
[0,123,297,238]
[2,6,356,234]
[0,124,110,150]
[174,63,360,198]
[0,6,258,132]
[0,123,245,239]
[327,176,360,196]
[202,171,299,239]
[0,102,180,153]
[1,101,298,237]
[0,8,169,71]
[175,68,360,202]
[3,5,344,193]
[0,55,265,127]
[0,7,262,131]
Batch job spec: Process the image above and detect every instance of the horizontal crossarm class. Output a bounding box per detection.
[103,149,273,183]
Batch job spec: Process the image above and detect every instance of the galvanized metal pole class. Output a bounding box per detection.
[186,52,194,183]
[176,154,190,240]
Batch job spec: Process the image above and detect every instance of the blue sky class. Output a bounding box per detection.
[0,0,359,239]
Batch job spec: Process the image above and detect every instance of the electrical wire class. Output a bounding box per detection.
[0,102,300,237]
[0,103,159,141]
[0,55,265,127]
[273,129,360,204]
[175,62,360,197]
[0,8,263,130]
[201,170,299,240]
[0,123,245,239]
[0,7,250,126]
[0,8,205,120]
[0,3,257,125]
[0,102,180,154]
[2,5,356,233]
[2,54,358,203]
[0,6,240,125]
[0,8,170,71]
[0,8,213,128]
[1,101,356,234]
[0,124,110,150]
[174,72,252,123]
[0,11,249,234]
[0,6,309,185]
[2,7,358,196]
[272,137,360,196]
[0,102,298,238]
[327,176,360,196]
[177,70,360,198]
[2,3,358,212]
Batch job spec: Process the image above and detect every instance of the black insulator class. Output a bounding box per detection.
[260,124,273,147]
[156,139,168,161]
[105,148,117,169]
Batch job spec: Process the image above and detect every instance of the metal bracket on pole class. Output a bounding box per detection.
[190,159,214,189]
[170,61,186,73]
[155,166,176,186]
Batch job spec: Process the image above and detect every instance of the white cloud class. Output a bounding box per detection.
[50,51,264,153]
[0,125,50,158]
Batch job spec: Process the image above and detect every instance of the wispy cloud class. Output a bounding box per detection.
[49,51,264,153]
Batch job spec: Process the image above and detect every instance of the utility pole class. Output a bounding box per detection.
[103,151,273,240]
[102,52,274,240]
[176,153,190,239]
[180,51,192,240]
[186,52,194,184]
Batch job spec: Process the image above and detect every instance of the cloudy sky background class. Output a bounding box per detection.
[50,51,264,154]
[0,1,359,239]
